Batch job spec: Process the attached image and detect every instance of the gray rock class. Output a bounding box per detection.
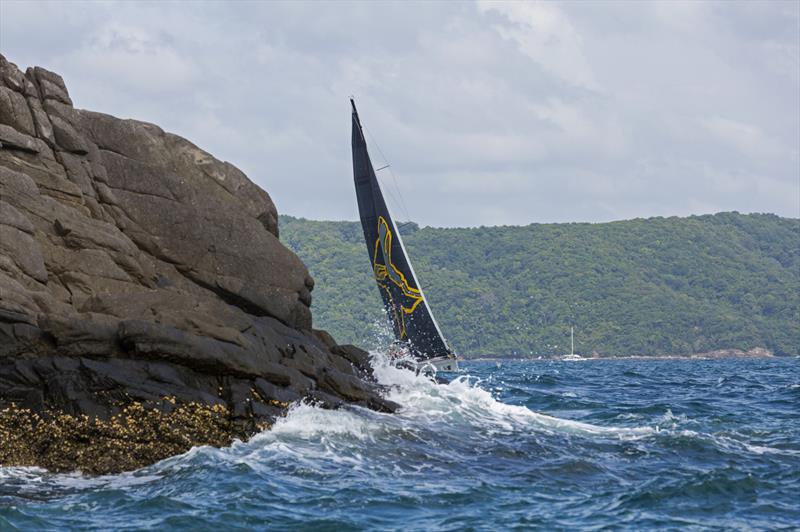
[0,123,39,152]
[27,96,55,144]
[0,86,35,136]
[50,114,88,154]
[332,344,375,376]
[0,200,35,234]
[0,56,26,93]
[0,225,47,282]
[0,53,396,473]
[30,66,73,106]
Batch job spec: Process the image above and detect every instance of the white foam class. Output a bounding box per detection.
[262,402,385,441]
[651,426,800,458]
[0,466,48,483]
[705,432,800,457]
[0,464,161,492]
[368,351,654,439]
[741,443,800,456]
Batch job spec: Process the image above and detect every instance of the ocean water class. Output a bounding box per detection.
[1,356,798,530]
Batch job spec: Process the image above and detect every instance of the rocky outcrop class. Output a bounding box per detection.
[0,55,394,474]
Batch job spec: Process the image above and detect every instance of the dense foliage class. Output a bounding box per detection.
[280,213,799,357]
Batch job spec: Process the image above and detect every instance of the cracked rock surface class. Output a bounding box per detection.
[0,54,394,473]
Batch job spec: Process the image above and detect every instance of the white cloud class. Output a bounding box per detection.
[477,0,600,90]
[650,0,710,32]
[0,0,797,226]
[68,35,198,95]
[701,116,784,161]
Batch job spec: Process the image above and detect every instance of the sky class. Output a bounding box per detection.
[1,0,798,227]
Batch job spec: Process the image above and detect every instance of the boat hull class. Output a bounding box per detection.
[420,356,459,373]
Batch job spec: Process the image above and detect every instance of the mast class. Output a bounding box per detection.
[571,326,574,356]
[350,99,454,363]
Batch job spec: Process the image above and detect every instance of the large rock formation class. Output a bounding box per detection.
[0,54,393,474]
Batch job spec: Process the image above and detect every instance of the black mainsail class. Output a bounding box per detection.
[350,99,457,371]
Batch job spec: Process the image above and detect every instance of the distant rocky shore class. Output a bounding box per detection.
[609,347,777,360]
[0,54,396,474]
[468,347,778,361]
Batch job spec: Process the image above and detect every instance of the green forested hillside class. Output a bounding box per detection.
[280,213,799,357]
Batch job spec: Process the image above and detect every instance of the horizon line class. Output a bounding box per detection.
[278,210,796,229]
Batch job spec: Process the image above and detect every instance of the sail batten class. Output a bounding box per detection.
[350,99,454,363]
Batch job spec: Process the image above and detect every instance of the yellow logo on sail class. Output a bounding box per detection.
[373,216,423,339]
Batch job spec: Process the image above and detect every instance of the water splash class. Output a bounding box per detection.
[368,351,655,439]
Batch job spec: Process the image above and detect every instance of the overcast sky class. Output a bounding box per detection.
[2,1,798,226]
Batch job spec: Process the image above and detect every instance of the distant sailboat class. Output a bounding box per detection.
[563,326,583,360]
[350,99,458,372]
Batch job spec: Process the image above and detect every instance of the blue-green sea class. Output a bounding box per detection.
[2,356,798,530]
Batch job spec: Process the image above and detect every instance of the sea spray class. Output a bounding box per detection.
[369,351,654,438]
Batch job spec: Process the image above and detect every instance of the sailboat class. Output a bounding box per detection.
[350,99,458,373]
[563,326,583,360]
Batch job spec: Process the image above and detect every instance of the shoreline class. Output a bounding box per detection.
[464,355,789,362]
[463,348,792,362]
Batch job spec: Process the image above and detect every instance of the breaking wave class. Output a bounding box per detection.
[369,352,655,438]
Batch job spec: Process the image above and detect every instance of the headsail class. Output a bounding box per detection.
[350,99,455,367]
